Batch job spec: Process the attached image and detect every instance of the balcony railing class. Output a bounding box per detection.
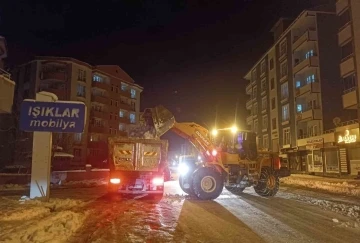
[293,56,319,74]
[92,81,110,91]
[89,124,107,134]
[91,95,109,105]
[295,81,320,97]
[91,110,109,119]
[39,88,66,100]
[0,68,11,79]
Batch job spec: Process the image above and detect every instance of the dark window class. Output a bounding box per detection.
[341,41,353,59]
[342,74,356,90]
[270,78,275,90]
[269,59,274,70]
[272,118,277,130]
[271,98,276,110]
[339,9,351,29]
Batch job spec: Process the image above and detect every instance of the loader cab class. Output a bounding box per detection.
[235,131,258,161]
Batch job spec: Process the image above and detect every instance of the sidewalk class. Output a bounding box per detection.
[280,174,360,197]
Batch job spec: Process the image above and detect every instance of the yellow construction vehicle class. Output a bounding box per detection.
[124,105,290,200]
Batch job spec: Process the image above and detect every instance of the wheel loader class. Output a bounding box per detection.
[123,105,290,200]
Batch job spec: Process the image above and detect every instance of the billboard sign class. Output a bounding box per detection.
[20,100,86,133]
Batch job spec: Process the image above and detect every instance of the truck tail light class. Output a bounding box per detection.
[110,178,121,184]
[152,177,164,185]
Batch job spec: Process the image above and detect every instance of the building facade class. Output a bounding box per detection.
[245,9,359,176]
[0,36,16,166]
[11,57,143,168]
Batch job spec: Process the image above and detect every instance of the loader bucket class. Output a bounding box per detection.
[150,105,175,137]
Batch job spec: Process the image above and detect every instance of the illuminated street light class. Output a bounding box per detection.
[231,125,238,134]
[212,129,218,136]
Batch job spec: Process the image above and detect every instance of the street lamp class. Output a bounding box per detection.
[231,125,238,134]
[212,129,218,136]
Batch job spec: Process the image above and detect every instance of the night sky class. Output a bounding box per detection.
[1,0,333,150]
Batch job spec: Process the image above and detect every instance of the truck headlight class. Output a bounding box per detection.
[178,163,189,175]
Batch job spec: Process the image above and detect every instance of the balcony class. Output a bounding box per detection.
[39,88,67,100]
[119,102,134,111]
[119,90,131,98]
[296,107,322,122]
[91,95,109,105]
[342,87,357,109]
[293,56,319,74]
[293,29,317,51]
[0,70,15,114]
[340,56,355,77]
[246,99,252,110]
[295,82,320,97]
[246,83,252,95]
[338,24,352,46]
[246,115,253,125]
[336,0,349,15]
[92,81,110,91]
[118,117,130,124]
[89,124,107,134]
[91,110,109,119]
[40,71,67,82]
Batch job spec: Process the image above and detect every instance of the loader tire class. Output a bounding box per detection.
[254,168,279,197]
[179,175,196,196]
[192,167,223,200]
[225,186,245,195]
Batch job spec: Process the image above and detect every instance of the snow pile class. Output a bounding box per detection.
[280,175,360,197]
[62,178,108,188]
[0,184,27,191]
[0,197,87,243]
[285,193,360,222]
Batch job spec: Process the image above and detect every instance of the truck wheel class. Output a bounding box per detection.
[225,186,245,195]
[192,167,223,200]
[179,175,195,196]
[254,168,279,197]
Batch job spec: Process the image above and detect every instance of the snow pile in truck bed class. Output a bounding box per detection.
[0,197,87,243]
[280,175,360,197]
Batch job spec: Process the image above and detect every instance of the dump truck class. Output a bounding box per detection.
[107,137,169,197]
[116,105,290,200]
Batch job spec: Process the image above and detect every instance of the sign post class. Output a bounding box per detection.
[20,91,86,200]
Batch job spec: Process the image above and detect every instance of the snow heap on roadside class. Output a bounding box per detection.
[280,175,360,197]
[62,178,108,188]
[0,196,87,243]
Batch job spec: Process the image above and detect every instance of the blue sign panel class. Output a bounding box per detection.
[20,100,86,133]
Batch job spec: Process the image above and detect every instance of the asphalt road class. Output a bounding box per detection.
[26,180,357,243]
[1,180,359,243]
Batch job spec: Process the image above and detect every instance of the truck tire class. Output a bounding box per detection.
[254,168,279,197]
[225,186,245,195]
[179,175,195,196]
[192,167,223,200]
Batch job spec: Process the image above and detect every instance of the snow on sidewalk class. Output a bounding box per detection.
[280,174,360,197]
[0,196,88,243]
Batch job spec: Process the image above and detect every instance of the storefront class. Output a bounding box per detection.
[335,128,360,176]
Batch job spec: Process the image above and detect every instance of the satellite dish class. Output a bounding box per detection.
[333,117,341,127]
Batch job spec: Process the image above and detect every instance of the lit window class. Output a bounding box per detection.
[77,84,86,98]
[281,82,288,99]
[131,89,136,98]
[283,128,290,145]
[297,104,302,113]
[280,61,288,78]
[296,81,301,88]
[305,50,314,59]
[119,123,125,131]
[119,110,124,117]
[129,113,136,124]
[253,119,258,132]
[121,84,127,91]
[93,75,103,82]
[306,74,315,84]
[282,104,289,122]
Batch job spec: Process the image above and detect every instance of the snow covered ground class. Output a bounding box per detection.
[0,196,87,243]
[0,175,360,242]
[280,174,360,197]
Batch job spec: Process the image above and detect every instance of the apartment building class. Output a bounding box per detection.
[245,9,357,175]
[0,36,16,167]
[11,57,143,168]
